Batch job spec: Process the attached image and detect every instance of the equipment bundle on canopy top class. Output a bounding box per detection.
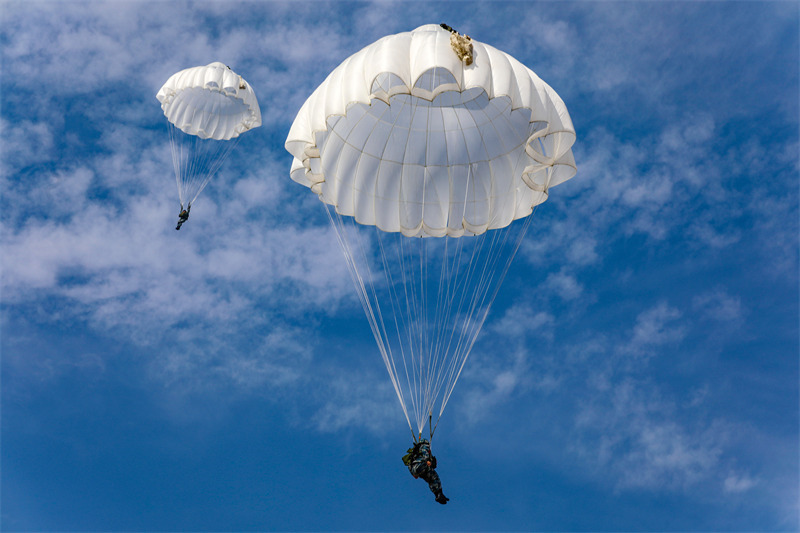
[286,24,577,443]
[157,62,262,229]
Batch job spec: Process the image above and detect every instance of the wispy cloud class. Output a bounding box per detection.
[574,378,727,491]
[459,295,776,501]
[693,289,743,324]
[723,471,758,494]
[490,302,555,340]
[309,367,399,435]
[545,269,584,301]
[625,302,685,357]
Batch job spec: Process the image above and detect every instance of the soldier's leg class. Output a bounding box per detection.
[421,468,443,496]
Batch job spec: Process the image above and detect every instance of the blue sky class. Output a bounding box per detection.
[1,1,798,531]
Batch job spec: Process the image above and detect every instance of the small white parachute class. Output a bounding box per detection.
[157,62,261,211]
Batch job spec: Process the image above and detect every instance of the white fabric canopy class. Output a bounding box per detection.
[156,62,261,209]
[286,24,577,237]
[157,62,261,141]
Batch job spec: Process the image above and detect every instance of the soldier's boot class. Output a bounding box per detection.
[435,492,449,504]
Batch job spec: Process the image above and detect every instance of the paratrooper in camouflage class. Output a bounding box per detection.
[175,204,190,230]
[403,439,449,504]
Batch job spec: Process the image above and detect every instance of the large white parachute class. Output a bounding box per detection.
[157,62,261,209]
[286,25,576,439]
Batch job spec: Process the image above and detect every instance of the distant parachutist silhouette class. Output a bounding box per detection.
[176,204,190,230]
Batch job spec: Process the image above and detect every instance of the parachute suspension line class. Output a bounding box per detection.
[407,164,475,430]
[347,213,415,435]
[376,94,420,430]
[376,229,420,431]
[434,226,492,419]
[360,232,412,432]
[353,224,415,434]
[328,90,426,435]
[167,121,241,208]
[403,236,427,432]
[424,99,489,416]
[432,135,554,424]
[430,225,493,440]
[397,234,416,425]
[437,191,542,423]
[324,205,414,435]
[447,227,511,388]
[167,121,183,207]
[396,91,434,434]
[419,95,436,426]
[430,192,540,426]
[320,91,438,436]
[429,229,466,402]
[426,240,443,432]
[190,134,241,206]
[168,121,194,207]
[425,179,490,428]
[392,231,418,427]
[419,235,432,425]
[410,93,430,433]
[426,237,445,409]
[423,237,450,426]
[428,165,488,409]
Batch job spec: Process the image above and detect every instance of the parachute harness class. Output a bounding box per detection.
[440,23,473,65]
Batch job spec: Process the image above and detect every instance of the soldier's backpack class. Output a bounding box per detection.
[402,442,422,466]
[402,447,415,466]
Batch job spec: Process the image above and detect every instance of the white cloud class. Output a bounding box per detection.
[693,289,744,324]
[459,346,535,423]
[723,471,758,494]
[625,302,685,357]
[574,379,727,492]
[0,119,55,176]
[458,285,789,504]
[153,323,314,394]
[2,203,351,324]
[542,299,746,493]
[490,302,554,340]
[689,221,742,249]
[310,369,398,435]
[565,233,599,265]
[748,179,800,279]
[545,269,583,301]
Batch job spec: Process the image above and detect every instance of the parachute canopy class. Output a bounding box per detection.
[286,24,576,238]
[286,25,577,438]
[157,62,261,209]
[157,61,261,140]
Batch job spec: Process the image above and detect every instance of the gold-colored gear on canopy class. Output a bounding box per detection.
[440,23,473,65]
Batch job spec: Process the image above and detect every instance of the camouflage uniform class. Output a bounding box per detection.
[175,205,190,230]
[406,439,449,504]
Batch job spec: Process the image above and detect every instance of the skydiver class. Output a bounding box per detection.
[403,439,449,504]
[175,204,190,230]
